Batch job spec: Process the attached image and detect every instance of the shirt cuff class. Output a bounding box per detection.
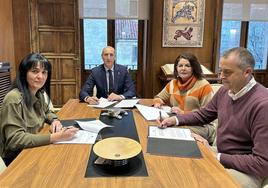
[217,153,221,161]
[120,95,125,99]
[84,96,89,102]
[175,117,179,125]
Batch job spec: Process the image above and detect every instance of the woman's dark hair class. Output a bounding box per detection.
[11,53,52,109]
[173,52,203,79]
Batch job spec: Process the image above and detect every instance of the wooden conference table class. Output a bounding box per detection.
[0,99,240,188]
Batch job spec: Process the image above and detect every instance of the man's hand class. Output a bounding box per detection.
[85,96,99,104]
[191,133,217,158]
[157,116,177,128]
[107,92,123,101]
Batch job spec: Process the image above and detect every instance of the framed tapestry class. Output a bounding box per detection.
[162,0,205,47]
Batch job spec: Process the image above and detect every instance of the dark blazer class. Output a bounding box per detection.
[79,64,136,100]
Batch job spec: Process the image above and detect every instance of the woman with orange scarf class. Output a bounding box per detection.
[154,52,215,143]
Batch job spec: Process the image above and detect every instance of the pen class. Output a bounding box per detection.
[63,127,72,132]
[159,111,163,122]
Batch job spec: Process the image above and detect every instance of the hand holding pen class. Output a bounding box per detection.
[51,119,62,133]
[50,126,79,143]
[159,111,163,122]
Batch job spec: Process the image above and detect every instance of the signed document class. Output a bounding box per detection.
[149,126,194,141]
[135,104,169,120]
[55,120,113,144]
[147,126,201,158]
[88,97,117,108]
[113,99,140,108]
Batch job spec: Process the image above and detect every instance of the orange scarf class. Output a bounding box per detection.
[177,76,197,91]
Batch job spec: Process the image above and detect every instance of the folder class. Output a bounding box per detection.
[147,126,202,158]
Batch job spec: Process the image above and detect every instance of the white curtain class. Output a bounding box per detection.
[223,0,268,21]
[78,0,150,20]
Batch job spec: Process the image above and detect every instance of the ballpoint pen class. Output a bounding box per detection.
[159,111,163,122]
[63,127,72,132]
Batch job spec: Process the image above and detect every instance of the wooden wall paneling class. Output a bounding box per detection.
[30,0,80,107]
[39,31,58,53]
[61,84,76,104]
[47,58,58,80]
[60,32,75,54]
[38,2,54,26]
[142,1,154,98]
[60,58,76,80]
[254,71,267,87]
[12,0,31,70]
[147,0,223,97]
[136,21,145,97]
[58,3,75,27]
[50,83,58,105]
[0,0,15,79]
[212,0,224,72]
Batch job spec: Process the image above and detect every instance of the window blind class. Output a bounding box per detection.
[78,0,150,20]
[223,0,268,21]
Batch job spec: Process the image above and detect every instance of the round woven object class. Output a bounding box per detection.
[93,137,142,160]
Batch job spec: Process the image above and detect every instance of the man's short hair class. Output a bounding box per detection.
[222,47,255,69]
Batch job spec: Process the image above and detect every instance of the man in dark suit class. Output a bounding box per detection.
[79,46,136,104]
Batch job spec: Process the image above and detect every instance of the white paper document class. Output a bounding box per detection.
[149,126,194,141]
[113,99,140,108]
[88,97,117,108]
[55,120,113,144]
[135,104,169,121]
[161,105,171,113]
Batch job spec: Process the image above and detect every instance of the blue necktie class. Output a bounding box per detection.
[108,69,114,94]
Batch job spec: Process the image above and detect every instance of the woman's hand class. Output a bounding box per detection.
[153,103,162,108]
[50,119,62,133]
[50,126,79,143]
[171,106,183,114]
[157,116,177,129]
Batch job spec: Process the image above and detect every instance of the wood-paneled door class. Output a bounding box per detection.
[30,0,80,107]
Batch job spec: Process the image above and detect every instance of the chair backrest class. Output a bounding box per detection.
[211,83,223,94]
[0,156,6,174]
[262,177,268,188]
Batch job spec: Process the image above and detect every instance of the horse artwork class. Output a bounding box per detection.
[162,0,205,47]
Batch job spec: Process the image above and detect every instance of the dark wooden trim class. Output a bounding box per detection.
[240,21,249,47]
[212,0,224,72]
[107,20,115,47]
[136,20,145,97]
[143,0,154,98]
[79,19,88,87]
[12,0,31,76]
